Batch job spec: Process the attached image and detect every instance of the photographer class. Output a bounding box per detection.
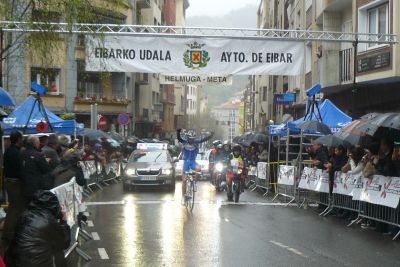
[4,191,71,267]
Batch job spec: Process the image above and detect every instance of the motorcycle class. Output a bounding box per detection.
[226,166,244,203]
[212,162,226,192]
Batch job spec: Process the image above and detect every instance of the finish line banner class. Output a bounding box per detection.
[159,74,233,85]
[85,36,304,75]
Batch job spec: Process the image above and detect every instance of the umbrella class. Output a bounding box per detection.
[358,113,400,135]
[250,133,268,144]
[79,128,110,141]
[0,87,16,106]
[334,119,369,145]
[297,120,332,135]
[314,135,351,148]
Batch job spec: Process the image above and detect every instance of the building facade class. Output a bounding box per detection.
[4,0,136,134]
[255,0,400,132]
[212,100,242,142]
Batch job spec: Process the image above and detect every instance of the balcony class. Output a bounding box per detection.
[136,73,149,85]
[339,48,353,83]
[153,103,163,113]
[137,0,151,9]
[161,91,175,104]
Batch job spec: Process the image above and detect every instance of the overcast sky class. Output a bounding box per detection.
[186,0,260,17]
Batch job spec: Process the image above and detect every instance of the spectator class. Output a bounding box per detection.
[38,134,49,151]
[4,190,71,267]
[82,143,95,161]
[376,139,396,177]
[392,141,400,176]
[258,144,269,162]
[344,147,366,175]
[21,135,52,202]
[41,134,61,170]
[308,141,328,169]
[325,145,348,193]
[2,131,25,247]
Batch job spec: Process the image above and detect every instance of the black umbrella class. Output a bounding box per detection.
[314,135,351,148]
[297,120,332,135]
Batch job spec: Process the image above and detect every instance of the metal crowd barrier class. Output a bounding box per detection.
[272,163,297,206]
[80,160,123,193]
[51,178,92,262]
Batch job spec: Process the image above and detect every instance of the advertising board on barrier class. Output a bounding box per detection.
[257,162,268,180]
[333,171,360,196]
[51,180,76,227]
[278,165,296,186]
[299,167,330,193]
[85,36,304,75]
[359,175,400,209]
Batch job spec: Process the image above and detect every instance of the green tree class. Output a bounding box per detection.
[0,0,126,87]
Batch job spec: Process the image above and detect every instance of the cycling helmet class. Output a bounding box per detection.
[213,140,221,146]
[223,140,230,146]
[232,143,242,152]
[217,144,223,149]
[187,131,196,139]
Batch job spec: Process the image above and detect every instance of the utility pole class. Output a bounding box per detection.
[251,75,256,132]
[352,39,358,118]
[0,28,3,88]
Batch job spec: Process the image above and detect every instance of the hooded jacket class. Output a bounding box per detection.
[5,190,71,267]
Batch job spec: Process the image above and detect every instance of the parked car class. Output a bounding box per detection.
[123,143,178,191]
[175,150,211,180]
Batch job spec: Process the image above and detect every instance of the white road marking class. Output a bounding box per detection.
[91,232,100,240]
[87,220,94,227]
[85,200,298,207]
[98,248,109,260]
[269,240,308,258]
[86,201,126,206]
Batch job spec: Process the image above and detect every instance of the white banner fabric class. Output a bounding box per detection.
[85,36,304,75]
[298,167,330,193]
[333,171,359,196]
[160,74,233,85]
[278,165,296,186]
[359,175,400,208]
[257,162,268,180]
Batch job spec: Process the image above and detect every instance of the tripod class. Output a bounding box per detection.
[23,93,54,133]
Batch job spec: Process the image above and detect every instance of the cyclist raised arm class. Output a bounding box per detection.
[176,129,214,198]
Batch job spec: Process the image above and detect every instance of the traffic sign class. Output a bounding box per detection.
[98,115,108,131]
[118,114,130,126]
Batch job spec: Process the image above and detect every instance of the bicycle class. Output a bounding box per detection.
[184,170,200,212]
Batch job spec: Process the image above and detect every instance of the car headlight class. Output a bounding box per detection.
[125,168,136,176]
[215,163,223,172]
[162,169,172,175]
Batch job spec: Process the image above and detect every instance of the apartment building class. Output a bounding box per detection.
[174,0,190,130]
[186,84,198,129]
[4,1,135,133]
[255,0,400,130]
[212,100,242,142]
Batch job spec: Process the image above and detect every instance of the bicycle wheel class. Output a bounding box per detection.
[185,178,191,209]
[188,181,195,212]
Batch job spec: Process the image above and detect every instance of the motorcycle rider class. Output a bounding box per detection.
[209,140,221,183]
[227,144,247,197]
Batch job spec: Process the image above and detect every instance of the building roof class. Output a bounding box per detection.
[213,100,241,110]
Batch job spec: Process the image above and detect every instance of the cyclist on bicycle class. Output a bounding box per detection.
[177,128,214,197]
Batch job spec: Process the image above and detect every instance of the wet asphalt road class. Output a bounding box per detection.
[69,181,400,267]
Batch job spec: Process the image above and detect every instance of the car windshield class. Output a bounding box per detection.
[179,153,205,160]
[129,151,169,163]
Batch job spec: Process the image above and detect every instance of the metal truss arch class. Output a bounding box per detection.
[0,21,397,44]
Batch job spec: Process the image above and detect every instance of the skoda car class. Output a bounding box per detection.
[123,145,177,191]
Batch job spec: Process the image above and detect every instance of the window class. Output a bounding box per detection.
[262,86,267,101]
[77,61,102,98]
[31,67,61,95]
[367,3,389,47]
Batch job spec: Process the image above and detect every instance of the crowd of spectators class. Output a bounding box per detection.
[0,131,124,266]
[306,137,400,234]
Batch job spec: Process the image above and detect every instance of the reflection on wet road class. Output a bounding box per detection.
[69,181,400,267]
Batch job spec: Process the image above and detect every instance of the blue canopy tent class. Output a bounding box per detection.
[2,96,80,135]
[270,99,352,136]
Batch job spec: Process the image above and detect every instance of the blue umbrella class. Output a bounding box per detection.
[0,87,16,106]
